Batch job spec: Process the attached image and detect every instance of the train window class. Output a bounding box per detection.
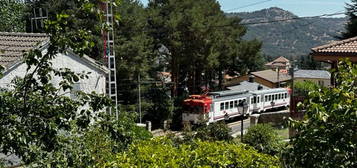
[278,94,281,99]
[234,100,238,107]
[258,97,260,103]
[285,93,287,98]
[264,95,267,102]
[230,101,233,109]
[225,102,229,110]
[238,100,242,104]
[275,94,278,100]
[220,103,224,111]
[272,95,275,101]
[268,95,270,101]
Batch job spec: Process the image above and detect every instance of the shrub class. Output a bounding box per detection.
[243,124,284,155]
[194,121,233,141]
[30,112,152,167]
[102,137,280,168]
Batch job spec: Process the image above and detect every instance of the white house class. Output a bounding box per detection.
[294,70,331,87]
[0,32,108,95]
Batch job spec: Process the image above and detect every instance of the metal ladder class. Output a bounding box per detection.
[103,1,118,119]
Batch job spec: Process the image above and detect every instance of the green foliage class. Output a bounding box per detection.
[194,121,233,141]
[143,85,174,128]
[30,113,152,167]
[25,0,119,59]
[0,0,25,32]
[99,112,153,151]
[284,60,357,168]
[297,55,322,70]
[294,80,321,97]
[147,0,264,94]
[0,0,120,165]
[243,124,284,156]
[103,137,280,168]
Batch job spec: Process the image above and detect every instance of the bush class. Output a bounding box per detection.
[102,137,280,168]
[194,121,233,141]
[243,124,284,155]
[30,112,152,167]
[294,81,320,97]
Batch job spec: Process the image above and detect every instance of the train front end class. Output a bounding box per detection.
[182,95,212,124]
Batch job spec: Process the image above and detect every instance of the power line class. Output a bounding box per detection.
[223,10,349,27]
[225,0,274,12]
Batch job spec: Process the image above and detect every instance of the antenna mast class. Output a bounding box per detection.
[102,1,119,119]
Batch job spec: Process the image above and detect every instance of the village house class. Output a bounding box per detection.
[225,69,291,88]
[0,32,109,95]
[294,70,331,87]
[265,56,291,70]
[225,75,269,92]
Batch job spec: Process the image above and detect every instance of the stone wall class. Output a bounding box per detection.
[250,111,290,127]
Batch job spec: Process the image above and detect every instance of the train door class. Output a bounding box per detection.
[249,95,259,114]
[256,95,262,112]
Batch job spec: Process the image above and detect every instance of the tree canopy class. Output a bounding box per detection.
[341,0,357,39]
[0,0,26,32]
[147,0,264,94]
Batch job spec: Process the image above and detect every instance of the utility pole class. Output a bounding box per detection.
[277,67,280,88]
[138,74,142,123]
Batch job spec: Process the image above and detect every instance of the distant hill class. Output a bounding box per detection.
[227,7,347,60]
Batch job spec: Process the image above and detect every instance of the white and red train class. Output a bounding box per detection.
[182,88,291,124]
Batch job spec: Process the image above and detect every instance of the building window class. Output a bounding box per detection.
[318,80,324,86]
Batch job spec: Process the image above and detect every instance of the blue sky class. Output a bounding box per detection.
[139,0,351,17]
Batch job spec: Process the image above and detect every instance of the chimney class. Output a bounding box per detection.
[249,74,255,83]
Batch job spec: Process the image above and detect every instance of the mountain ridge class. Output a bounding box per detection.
[228,7,347,60]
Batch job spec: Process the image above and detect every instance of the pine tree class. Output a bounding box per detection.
[341,0,357,39]
[147,0,264,94]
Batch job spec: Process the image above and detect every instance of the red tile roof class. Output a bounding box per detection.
[311,36,357,54]
[252,69,291,83]
[0,32,49,68]
[265,56,290,67]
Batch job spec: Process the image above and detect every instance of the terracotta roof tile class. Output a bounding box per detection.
[0,32,49,68]
[265,56,290,67]
[311,36,357,53]
[273,56,290,63]
[252,69,291,83]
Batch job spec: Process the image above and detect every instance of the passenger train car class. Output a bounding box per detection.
[182,88,290,124]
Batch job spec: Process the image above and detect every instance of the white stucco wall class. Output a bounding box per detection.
[0,52,107,95]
